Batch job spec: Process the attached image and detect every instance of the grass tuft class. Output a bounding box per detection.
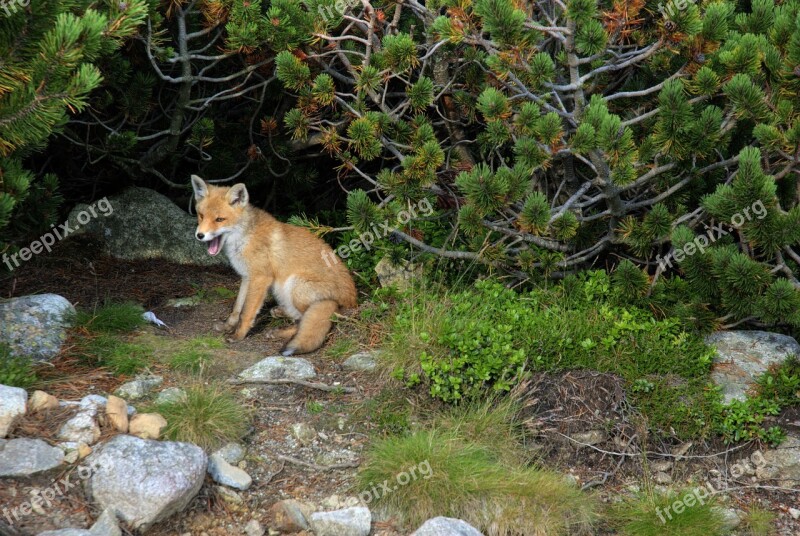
[168,336,224,373]
[155,383,251,450]
[0,343,37,388]
[74,301,146,333]
[81,334,151,375]
[357,400,597,535]
[607,488,725,536]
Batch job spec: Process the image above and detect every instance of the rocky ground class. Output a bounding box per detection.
[2,237,800,535]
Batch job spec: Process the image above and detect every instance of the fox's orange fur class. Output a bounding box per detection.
[191,175,357,355]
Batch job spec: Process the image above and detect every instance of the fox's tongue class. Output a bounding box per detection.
[208,236,221,256]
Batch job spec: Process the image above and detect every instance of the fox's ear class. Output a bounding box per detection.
[228,183,249,207]
[190,175,208,200]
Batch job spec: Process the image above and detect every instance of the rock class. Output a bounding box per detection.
[128,413,167,440]
[269,499,313,532]
[755,436,800,487]
[789,507,800,520]
[213,442,246,465]
[80,395,107,410]
[244,519,265,536]
[714,507,741,529]
[215,485,243,505]
[0,438,64,477]
[309,507,371,536]
[238,356,316,381]
[653,471,672,485]
[411,517,484,536]
[706,331,800,404]
[0,294,75,361]
[37,530,91,536]
[58,410,101,445]
[155,387,186,405]
[29,390,60,413]
[78,444,92,459]
[166,296,203,308]
[569,430,607,447]
[105,395,129,433]
[291,422,317,446]
[375,256,422,291]
[85,435,207,531]
[342,352,378,372]
[115,375,163,400]
[67,188,225,266]
[651,460,673,473]
[0,384,27,437]
[208,453,252,490]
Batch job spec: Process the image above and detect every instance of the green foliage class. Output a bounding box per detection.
[608,488,725,536]
[74,302,146,333]
[81,334,151,376]
[168,336,225,373]
[0,344,37,388]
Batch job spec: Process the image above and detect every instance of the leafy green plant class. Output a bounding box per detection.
[756,357,800,407]
[716,398,784,445]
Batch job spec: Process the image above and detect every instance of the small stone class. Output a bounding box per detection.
[244,519,265,536]
[411,517,484,536]
[0,438,64,477]
[128,413,167,439]
[342,352,378,372]
[309,507,371,536]
[569,430,607,447]
[215,485,243,505]
[105,395,129,433]
[166,296,203,308]
[115,375,163,400]
[0,384,27,437]
[155,387,186,405]
[89,509,121,536]
[64,450,79,464]
[291,422,317,446]
[653,471,672,485]
[651,460,673,473]
[29,390,60,413]
[208,453,252,490]
[80,395,108,410]
[269,499,312,532]
[213,442,246,465]
[78,444,92,459]
[58,411,101,445]
[238,356,316,381]
[714,507,741,529]
[789,507,800,520]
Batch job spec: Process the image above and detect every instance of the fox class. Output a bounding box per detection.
[190,175,357,355]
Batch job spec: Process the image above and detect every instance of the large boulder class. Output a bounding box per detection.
[706,331,800,404]
[84,435,207,531]
[67,187,225,266]
[0,438,65,477]
[0,294,75,362]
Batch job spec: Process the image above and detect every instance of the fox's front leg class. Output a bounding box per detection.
[215,278,249,333]
[228,276,272,342]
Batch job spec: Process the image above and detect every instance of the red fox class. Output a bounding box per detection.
[191,175,357,355]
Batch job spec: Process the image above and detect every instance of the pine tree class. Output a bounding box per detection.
[0,0,148,253]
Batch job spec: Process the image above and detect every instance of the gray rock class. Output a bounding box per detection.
[0,438,64,477]
[244,519,264,536]
[213,442,246,465]
[36,508,121,536]
[653,471,672,485]
[115,375,163,400]
[85,435,207,531]
[706,331,800,404]
[208,453,252,490]
[0,384,27,437]
[291,422,317,446]
[411,517,484,536]
[80,395,107,410]
[37,530,91,536]
[58,411,100,445]
[309,507,371,536]
[343,352,378,372]
[155,387,186,405]
[755,436,800,487]
[238,356,316,381]
[569,430,607,447]
[166,296,203,308]
[67,188,225,266]
[0,294,75,361]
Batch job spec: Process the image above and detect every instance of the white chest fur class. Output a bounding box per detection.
[223,230,249,277]
[272,275,302,320]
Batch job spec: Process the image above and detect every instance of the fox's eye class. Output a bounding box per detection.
[215,217,226,223]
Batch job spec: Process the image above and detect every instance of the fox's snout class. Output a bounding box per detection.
[196,232,206,240]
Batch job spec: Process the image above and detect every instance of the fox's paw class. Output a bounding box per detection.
[281,346,296,356]
[270,306,290,319]
[214,321,235,333]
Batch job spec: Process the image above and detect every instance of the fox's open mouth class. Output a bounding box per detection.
[208,236,222,256]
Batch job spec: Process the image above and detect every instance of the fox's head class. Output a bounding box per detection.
[191,175,249,256]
